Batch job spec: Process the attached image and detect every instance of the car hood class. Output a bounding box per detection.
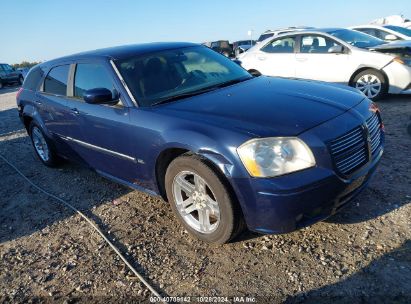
[155,76,365,137]
[369,40,411,50]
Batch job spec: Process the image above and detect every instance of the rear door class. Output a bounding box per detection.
[295,34,353,84]
[37,63,86,159]
[252,36,297,77]
[66,60,139,182]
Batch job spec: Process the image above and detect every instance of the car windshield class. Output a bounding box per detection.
[115,46,251,107]
[384,25,411,37]
[328,29,385,48]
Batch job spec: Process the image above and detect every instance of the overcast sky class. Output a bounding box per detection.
[1,0,410,63]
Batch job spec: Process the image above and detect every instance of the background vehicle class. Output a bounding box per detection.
[239,28,411,99]
[209,40,234,57]
[350,25,411,41]
[370,15,411,29]
[17,67,30,78]
[256,26,314,43]
[232,40,256,57]
[0,63,24,89]
[17,43,383,244]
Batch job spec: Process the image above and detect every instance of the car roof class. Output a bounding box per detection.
[350,24,386,29]
[262,26,314,34]
[41,42,198,66]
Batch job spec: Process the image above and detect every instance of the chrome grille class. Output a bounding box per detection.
[329,126,368,176]
[366,113,383,155]
[329,112,383,177]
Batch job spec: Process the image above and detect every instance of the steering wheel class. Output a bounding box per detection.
[175,70,207,89]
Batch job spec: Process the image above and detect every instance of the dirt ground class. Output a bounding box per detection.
[0,85,410,303]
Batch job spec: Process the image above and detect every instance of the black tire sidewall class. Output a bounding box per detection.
[353,69,387,100]
[165,155,237,244]
[29,122,58,167]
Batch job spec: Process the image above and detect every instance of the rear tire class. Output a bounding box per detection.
[352,69,387,100]
[165,154,244,244]
[29,121,61,167]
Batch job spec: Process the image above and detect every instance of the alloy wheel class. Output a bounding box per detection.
[355,74,382,99]
[172,171,220,234]
[32,127,50,162]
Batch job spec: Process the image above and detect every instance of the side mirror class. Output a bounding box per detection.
[328,45,344,53]
[83,88,119,105]
[385,34,398,41]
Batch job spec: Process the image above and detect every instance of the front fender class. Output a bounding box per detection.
[156,129,237,178]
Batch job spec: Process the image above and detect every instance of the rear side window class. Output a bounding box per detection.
[23,67,43,91]
[44,65,70,95]
[74,63,114,99]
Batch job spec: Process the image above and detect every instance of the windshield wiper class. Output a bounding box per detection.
[151,87,218,106]
[151,76,252,106]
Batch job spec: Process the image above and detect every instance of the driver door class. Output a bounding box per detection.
[295,35,352,84]
[66,60,140,182]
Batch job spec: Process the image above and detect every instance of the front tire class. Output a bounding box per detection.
[29,122,60,167]
[352,69,387,100]
[165,154,244,244]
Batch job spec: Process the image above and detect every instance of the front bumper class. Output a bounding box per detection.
[229,100,384,234]
[230,151,381,234]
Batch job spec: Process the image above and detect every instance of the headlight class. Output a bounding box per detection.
[237,137,316,177]
[393,57,411,66]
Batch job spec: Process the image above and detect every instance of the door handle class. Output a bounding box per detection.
[257,56,266,61]
[296,57,308,62]
[71,108,80,115]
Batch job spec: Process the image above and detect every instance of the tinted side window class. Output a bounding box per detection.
[374,29,393,40]
[357,28,376,37]
[23,67,44,91]
[261,37,296,53]
[300,35,338,53]
[3,65,13,72]
[44,65,70,95]
[74,63,114,99]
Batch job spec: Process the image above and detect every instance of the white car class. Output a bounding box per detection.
[238,28,411,99]
[350,25,411,41]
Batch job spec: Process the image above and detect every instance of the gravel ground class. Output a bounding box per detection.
[0,85,410,303]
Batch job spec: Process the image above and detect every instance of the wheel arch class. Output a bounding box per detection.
[154,146,238,204]
[349,67,389,87]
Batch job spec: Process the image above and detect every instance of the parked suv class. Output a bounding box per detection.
[0,63,24,89]
[210,40,234,57]
[17,43,383,244]
[233,40,256,57]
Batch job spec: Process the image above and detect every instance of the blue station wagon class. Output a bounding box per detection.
[17,43,384,244]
